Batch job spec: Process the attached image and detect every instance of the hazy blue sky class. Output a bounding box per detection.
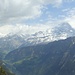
[0,0,75,28]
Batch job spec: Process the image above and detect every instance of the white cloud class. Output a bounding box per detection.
[63,8,75,28]
[0,24,52,37]
[0,0,42,23]
[65,16,75,28]
[63,0,74,2]
[0,0,63,24]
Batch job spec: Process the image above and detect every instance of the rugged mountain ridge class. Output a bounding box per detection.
[0,23,75,59]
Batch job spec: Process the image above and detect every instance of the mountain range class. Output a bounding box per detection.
[0,22,74,75]
[0,22,75,59]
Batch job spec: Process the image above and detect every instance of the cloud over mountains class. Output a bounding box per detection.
[0,0,75,29]
[0,0,63,24]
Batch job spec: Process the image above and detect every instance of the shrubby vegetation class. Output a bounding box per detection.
[0,66,15,75]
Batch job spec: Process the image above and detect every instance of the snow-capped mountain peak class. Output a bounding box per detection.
[0,22,75,47]
[0,22,75,55]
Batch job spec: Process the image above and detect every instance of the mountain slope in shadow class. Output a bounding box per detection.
[5,37,75,75]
